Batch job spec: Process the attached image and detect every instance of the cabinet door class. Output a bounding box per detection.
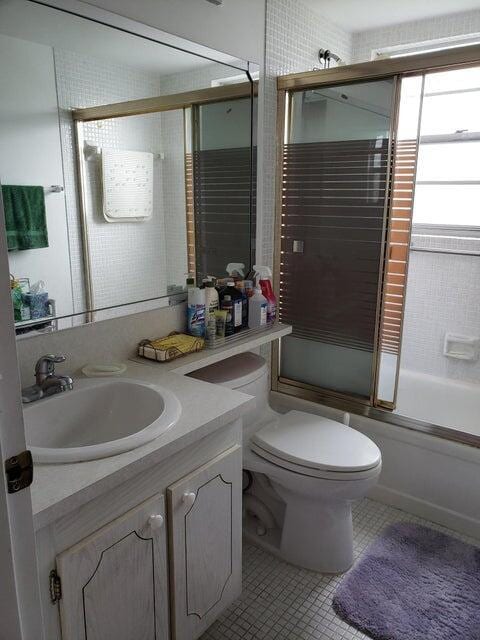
[168,445,242,640]
[56,493,169,640]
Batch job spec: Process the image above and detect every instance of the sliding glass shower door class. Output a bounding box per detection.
[278,79,397,402]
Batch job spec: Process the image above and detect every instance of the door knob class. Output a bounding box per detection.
[148,514,164,530]
[182,492,196,508]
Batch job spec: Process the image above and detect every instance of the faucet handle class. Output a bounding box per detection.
[35,354,66,381]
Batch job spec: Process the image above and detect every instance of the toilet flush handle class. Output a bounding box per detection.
[182,491,196,508]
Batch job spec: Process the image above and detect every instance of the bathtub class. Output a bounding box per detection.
[395,368,480,438]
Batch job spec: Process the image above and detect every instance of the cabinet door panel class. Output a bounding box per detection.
[168,445,242,640]
[57,494,169,640]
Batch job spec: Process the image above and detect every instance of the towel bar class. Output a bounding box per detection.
[48,185,64,193]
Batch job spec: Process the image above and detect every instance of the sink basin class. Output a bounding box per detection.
[24,377,181,463]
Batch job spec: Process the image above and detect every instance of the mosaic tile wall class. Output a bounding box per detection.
[54,49,169,314]
[401,235,480,382]
[258,0,353,270]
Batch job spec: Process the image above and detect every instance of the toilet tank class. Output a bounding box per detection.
[187,352,271,432]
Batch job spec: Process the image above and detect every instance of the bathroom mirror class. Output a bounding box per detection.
[0,0,258,337]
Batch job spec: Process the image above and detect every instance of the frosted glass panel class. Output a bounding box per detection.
[279,78,395,400]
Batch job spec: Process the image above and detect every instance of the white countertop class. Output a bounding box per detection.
[30,325,292,530]
[31,361,255,529]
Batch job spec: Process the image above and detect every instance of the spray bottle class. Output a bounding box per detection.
[226,263,245,283]
[253,265,276,324]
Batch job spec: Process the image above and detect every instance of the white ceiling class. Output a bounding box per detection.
[302,0,480,33]
[0,1,233,76]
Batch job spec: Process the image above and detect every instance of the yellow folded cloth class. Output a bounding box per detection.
[138,332,204,362]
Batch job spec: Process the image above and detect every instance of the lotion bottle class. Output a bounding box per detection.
[248,284,268,329]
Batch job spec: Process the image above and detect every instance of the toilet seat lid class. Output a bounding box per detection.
[251,411,381,473]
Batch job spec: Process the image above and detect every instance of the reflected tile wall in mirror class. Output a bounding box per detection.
[0,0,256,337]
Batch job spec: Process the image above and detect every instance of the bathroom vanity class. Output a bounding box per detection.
[32,361,253,640]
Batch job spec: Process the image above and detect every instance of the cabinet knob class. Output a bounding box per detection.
[182,491,196,508]
[148,514,164,530]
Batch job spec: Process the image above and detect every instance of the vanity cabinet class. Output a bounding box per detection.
[168,445,242,640]
[42,426,244,640]
[56,494,169,640]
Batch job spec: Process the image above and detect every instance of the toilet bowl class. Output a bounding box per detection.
[188,352,382,573]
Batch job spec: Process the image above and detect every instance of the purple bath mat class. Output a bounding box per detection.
[333,522,480,640]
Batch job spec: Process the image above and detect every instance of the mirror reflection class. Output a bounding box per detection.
[0,0,257,336]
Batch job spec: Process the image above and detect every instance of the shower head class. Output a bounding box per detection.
[318,48,344,68]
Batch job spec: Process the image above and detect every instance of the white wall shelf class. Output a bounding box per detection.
[132,322,292,376]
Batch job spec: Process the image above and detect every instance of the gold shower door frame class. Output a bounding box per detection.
[271,44,480,448]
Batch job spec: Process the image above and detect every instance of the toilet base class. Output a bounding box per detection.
[274,483,354,573]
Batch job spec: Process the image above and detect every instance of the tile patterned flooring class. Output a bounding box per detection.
[202,498,476,640]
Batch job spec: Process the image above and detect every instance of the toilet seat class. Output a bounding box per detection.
[250,410,382,481]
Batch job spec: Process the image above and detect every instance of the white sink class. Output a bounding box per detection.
[24,377,181,463]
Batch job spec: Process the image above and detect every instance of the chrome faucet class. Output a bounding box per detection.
[22,355,74,404]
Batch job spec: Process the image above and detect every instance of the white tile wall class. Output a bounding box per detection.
[54,49,171,314]
[259,0,353,269]
[352,9,480,62]
[401,235,480,383]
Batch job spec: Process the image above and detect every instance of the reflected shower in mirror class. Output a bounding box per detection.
[0,0,257,336]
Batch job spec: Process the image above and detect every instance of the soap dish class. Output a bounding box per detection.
[81,363,127,377]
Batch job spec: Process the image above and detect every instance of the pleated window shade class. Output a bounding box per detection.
[379,139,417,356]
[185,152,196,277]
[279,138,390,354]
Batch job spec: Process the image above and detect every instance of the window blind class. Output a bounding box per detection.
[379,139,417,355]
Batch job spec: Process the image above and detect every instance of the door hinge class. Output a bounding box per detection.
[49,569,62,604]
[4,450,33,494]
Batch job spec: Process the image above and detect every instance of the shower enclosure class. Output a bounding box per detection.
[273,45,480,446]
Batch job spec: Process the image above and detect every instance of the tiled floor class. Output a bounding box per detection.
[202,498,476,640]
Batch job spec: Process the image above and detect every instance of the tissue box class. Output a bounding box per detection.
[24,291,49,319]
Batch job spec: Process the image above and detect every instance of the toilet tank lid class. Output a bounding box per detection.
[187,352,267,387]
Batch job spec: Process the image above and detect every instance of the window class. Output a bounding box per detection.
[409,67,480,229]
[374,34,480,60]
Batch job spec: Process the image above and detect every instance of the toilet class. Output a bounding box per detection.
[189,352,382,574]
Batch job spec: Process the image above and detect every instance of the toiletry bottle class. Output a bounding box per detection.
[186,274,195,292]
[221,295,235,336]
[236,280,248,328]
[254,265,277,324]
[187,286,206,337]
[248,284,268,329]
[221,281,243,333]
[245,280,254,298]
[205,313,217,347]
[226,262,245,283]
[204,279,219,316]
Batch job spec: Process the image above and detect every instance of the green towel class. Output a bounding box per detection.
[1,185,48,251]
